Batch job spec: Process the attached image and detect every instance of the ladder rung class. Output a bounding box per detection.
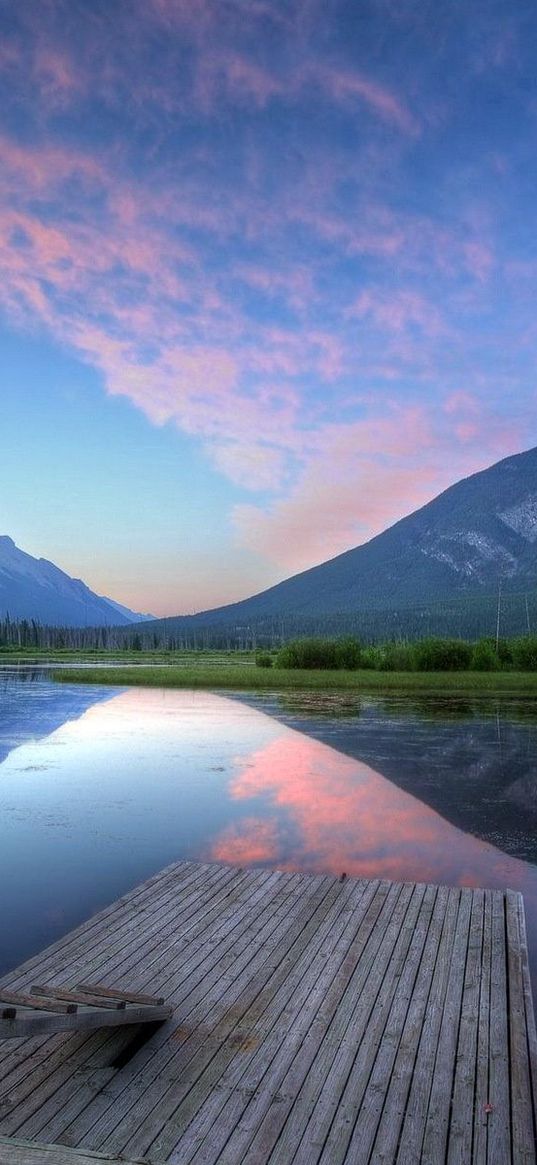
[75,982,165,1006]
[31,985,126,1010]
[0,990,77,1014]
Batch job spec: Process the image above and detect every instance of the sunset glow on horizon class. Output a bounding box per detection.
[1,0,536,614]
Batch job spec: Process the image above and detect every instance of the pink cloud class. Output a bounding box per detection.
[455,422,479,442]
[34,47,82,102]
[212,817,280,865]
[443,390,480,415]
[232,404,523,573]
[0,72,522,590]
[348,289,447,337]
[196,51,284,110]
[234,263,316,312]
[0,42,21,72]
[0,136,102,192]
[111,7,419,137]
[310,64,420,136]
[463,240,494,282]
[209,443,287,490]
[0,135,521,564]
[211,733,537,903]
[234,463,437,572]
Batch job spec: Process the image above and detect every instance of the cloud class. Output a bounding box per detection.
[232,403,523,572]
[347,289,447,337]
[212,816,280,864]
[210,732,536,894]
[34,47,82,103]
[309,64,420,136]
[195,51,285,110]
[209,442,287,490]
[0,132,524,574]
[0,0,533,598]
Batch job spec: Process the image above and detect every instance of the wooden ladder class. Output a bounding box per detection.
[0,981,172,1039]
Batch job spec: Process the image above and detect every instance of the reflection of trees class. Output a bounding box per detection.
[239,694,537,864]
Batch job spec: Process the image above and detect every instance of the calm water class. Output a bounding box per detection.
[1,669,537,990]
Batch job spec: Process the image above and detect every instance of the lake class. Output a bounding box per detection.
[1,668,536,993]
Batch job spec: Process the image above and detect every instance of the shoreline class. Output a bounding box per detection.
[52,663,537,696]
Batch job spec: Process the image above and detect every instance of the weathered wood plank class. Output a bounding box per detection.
[54,870,295,1150]
[0,863,534,1165]
[165,881,386,1163]
[213,882,410,1165]
[445,888,485,1165]
[285,883,427,1165]
[0,1134,145,1164]
[516,893,537,1130]
[9,862,235,995]
[30,988,125,1011]
[57,863,261,1017]
[2,868,270,1138]
[17,872,286,1148]
[3,860,202,989]
[150,878,383,1165]
[395,888,461,1165]
[0,992,77,1016]
[316,883,438,1165]
[75,985,164,1007]
[369,885,453,1165]
[0,1003,172,1041]
[417,888,473,1164]
[487,891,511,1164]
[472,889,493,1165]
[99,875,338,1158]
[506,890,536,1164]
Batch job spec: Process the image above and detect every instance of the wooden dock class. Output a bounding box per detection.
[0,861,535,1164]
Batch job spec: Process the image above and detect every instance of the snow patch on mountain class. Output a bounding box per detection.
[420,530,518,578]
[499,495,537,542]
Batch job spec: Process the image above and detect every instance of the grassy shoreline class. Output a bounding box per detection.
[52,664,537,696]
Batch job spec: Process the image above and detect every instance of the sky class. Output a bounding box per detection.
[1,0,536,616]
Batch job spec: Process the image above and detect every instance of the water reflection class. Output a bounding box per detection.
[0,678,536,987]
[0,669,112,766]
[212,732,537,892]
[240,692,537,862]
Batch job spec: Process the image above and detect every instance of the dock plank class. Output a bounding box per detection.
[13,871,288,1145]
[418,889,473,1164]
[259,882,418,1165]
[0,861,534,1165]
[54,872,302,1151]
[99,874,336,1158]
[0,1134,144,1164]
[173,881,393,1165]
[158,879,386,1165]
[506,890,536,1163]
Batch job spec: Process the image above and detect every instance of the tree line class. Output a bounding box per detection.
[0,585,536,653]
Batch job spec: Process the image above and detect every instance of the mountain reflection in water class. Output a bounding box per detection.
[0,679,536,983]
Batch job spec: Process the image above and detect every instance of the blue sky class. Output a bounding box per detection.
[0,0,536,614]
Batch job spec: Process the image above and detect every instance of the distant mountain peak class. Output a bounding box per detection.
[0,537,152,627]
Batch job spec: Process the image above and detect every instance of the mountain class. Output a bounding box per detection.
[138,446,537,640]
[0,537,152,627]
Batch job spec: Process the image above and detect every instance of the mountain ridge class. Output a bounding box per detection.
[136,445,537,636]
[0,536,152,627]
[2,446,536,636]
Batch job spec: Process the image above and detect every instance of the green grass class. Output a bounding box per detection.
[53,663,537,696]
[1,648,253,665]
